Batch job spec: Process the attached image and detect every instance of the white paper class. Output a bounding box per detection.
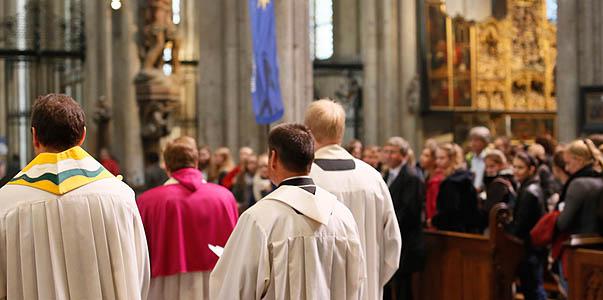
[208,244,224,257]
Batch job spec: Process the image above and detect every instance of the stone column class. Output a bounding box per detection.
[110,0,145,186]
[556,0,579,142]
[361,0,379,145]
[0,1,5,137]
[398,0,421,149]
[333,0,360,62]
[224,0,240,150]
[0,59,5,138]
[275,0,313,123]
[362,0,421,148]
[197,0,311,153]
[197,0,227,149]
[175,0,200,139]
[236,2,265,152]
[0,1,3,138]
[83,0,112,154]
[557,0,603,142]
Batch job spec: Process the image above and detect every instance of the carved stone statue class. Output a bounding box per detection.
[138,0,181,81]
[93,96,112,154]
[136,0,181,165]
[406,74,420,114]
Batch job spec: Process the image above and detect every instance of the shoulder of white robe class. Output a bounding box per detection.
[263,186,335,225]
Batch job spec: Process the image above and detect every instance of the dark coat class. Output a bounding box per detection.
[432,169,482,233]
[557,174,603,235]
[509,176,545,252]
[483,170,516,215]
[384,164,426,273]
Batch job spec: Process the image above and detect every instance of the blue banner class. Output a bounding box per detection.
[248,0,284,124]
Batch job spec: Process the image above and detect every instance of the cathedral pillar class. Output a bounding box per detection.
[197,0,226,149]
[398,0,421,149]
[556,0,580,142]
[557,0,603,142]
[83,0,112,155]
[0,2,3,139]
[274,0,313,124]
[197,0,311,153]
[110,0,145,186]
[362,0,421,148]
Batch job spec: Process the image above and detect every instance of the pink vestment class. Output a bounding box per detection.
[137,168,238,278]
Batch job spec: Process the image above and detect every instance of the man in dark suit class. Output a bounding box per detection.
[383,136,426,300]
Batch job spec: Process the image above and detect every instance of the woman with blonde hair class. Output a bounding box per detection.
[420,139,444,223]
[545,139,603,298]
[483,149,516,215]
[556,139,603,235]
[209,147,235,185]
[430,143,482,233]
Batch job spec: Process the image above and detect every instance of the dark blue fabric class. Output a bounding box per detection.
[517,254,548,300]
[248,0,284,124]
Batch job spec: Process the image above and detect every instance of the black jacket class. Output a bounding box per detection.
[384,164,425,273]
[432,169,482,233]
[509,176,545,249]
[556,165,603,235]
[483,170,516,215]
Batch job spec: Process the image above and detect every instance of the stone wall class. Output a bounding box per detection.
[557,0,603,142]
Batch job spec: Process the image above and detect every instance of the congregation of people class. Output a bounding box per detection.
[1,94,603,300]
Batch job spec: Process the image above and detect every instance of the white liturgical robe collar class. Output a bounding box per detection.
[314,144,354,160]
[263,184,336,225]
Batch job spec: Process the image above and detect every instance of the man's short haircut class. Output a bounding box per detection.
[304,99,345,143]
[386,136,411,156]
[268,123,315,173]
[469,126,491,143]
[163,136,199,172]
[31,93,86,151]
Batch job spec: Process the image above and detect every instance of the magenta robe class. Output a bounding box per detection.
[137,168,238,278]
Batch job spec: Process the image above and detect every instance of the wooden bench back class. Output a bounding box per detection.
[418,203,523,300]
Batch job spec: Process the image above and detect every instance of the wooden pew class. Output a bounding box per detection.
[565,234,603,300]
[417,203,523,300]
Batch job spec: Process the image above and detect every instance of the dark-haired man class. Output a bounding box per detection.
[0,94,150,299]
[210,123,366,299]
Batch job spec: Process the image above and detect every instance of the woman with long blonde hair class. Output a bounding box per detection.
[430,143,482,233]
[209,147,235,185]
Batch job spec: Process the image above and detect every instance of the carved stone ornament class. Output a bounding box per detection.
[137,0,181,81]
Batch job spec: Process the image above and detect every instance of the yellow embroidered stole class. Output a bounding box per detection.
[8,147,115,195]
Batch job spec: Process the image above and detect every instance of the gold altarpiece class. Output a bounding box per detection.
[425,0,557,138]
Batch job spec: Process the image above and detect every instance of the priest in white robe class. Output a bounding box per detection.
[210,123,366,300]
[0,94,150,300]
[305,99,402,299]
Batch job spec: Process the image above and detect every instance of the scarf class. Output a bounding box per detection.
[8,146,115,195]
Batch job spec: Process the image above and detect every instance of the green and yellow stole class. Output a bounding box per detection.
[8,147,115,195]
